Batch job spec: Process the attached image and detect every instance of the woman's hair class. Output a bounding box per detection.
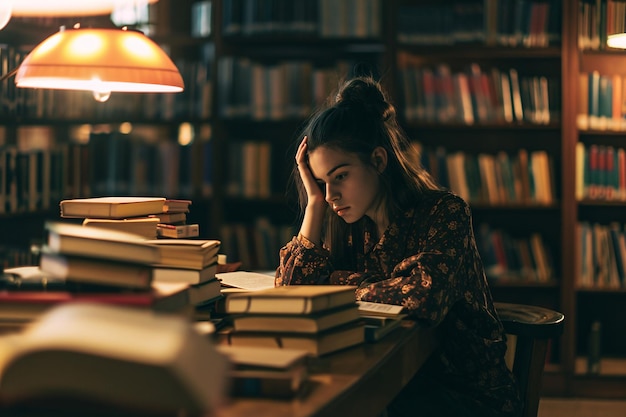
[292,76,440,267]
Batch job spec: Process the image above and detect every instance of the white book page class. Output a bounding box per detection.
[216,271,276,291]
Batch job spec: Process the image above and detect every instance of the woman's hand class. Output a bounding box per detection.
[296,136,326,245]
[296,136,325,208]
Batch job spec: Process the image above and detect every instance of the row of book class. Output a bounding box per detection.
[397,0,561,47]
[577,221,626,289]
[219,219,296,271]
[221,0,382,38]
[397,61,561,125]
[575,142,626,202]
[0,133,214,215]
[577,71,626,132]
[225,141,272,199]
[578,0,626,51]
[217,57,362,120]
[414,144,556,206]
[0,44,212,120]
[476,223,555,283]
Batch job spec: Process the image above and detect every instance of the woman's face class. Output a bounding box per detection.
[308,145,383,224]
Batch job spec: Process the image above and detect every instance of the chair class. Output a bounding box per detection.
[494,302,565,417]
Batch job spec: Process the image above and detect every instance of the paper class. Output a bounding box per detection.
[216,271,276,291]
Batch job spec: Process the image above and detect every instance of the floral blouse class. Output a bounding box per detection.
[275,190,521,416]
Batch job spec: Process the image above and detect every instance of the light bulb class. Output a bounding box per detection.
[92,89,111,102]
[0,2,12,30]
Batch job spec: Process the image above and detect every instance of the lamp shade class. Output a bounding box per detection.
[11,0,157,17]
[15,27,184,93]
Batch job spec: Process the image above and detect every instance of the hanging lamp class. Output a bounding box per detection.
[14,25,184,101]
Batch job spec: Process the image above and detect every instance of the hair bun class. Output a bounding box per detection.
[335,77,395,121]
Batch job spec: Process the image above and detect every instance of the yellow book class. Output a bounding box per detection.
[225,285,357,315]
[60,196,166,219]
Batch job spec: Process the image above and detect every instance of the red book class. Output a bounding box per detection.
[0,282,192,326]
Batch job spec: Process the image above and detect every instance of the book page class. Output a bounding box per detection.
[216,271,276,291]
[357,301,404,317]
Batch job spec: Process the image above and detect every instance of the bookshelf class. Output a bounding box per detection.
[1,0,626,398]
[567,0,626,398]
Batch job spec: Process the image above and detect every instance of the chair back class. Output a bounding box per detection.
[494,302,565,417]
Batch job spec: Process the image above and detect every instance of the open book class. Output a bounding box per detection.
[0,303,229,415]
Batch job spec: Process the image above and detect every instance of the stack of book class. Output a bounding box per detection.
[218,285,365,357]
[0,222,198,328]
[216,345,310,399]
[60,196,168,239]
[148,238,222,309]
[153,199,199,239]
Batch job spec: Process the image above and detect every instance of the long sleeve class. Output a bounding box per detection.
[355,194,471,327]
[275,234,333,286]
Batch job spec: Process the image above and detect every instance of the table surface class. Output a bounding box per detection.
[0,321,437,417]
[215,321,438,417]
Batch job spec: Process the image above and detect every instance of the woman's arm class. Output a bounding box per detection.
[355,195,471,327]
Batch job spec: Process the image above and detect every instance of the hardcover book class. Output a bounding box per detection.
[82,217,160,239]
[39,252,153,289]
[157,223,200,238]
[60,196,166,219]
[217,322,365,357]
[147,239,220,270]
[225,285,357,315]
[153,263,217,284]
[0,281,194,324]
[216,345,309,398]
[44,222,160,265]
[231,304,360,334]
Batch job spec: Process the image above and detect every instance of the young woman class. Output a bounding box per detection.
[275,76,522,417]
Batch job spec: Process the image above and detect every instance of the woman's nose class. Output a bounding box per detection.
[325,184,339,204]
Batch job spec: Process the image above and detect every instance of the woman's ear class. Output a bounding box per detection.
[371,147,388,173]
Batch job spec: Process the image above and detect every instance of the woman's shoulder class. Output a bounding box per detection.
[419,189,469,209]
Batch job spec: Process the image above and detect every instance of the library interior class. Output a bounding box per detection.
[0,0,626,416]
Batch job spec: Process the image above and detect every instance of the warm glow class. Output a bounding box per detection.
[10,1,157,16]
[607,33,626,49]
[15,27,184,94]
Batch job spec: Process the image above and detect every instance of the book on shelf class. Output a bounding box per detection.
[59,196,166,219]
[231,304,361,334]
[217,321,365,357]
[0,303,228,415]
[225,285,358,315]
[147,239,220,270]
[39,252,153,290]
[216,345,309,399]
[157,223,200,238]
[153,262,217,284]
[82,217,160,239]
[44,222,160,265]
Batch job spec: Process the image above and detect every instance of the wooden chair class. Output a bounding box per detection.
[494,302,565,417]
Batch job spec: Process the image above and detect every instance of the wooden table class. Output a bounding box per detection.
[216,321,438,417]
[0,321,436,417]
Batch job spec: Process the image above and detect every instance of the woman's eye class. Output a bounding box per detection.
[335,172,347,181]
